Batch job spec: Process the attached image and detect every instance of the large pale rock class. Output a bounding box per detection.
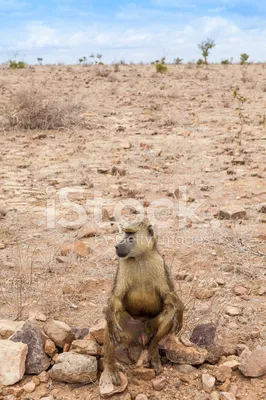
[0,320,24,339]
[89,320,106,345]
[0,340,28,385]
[159,335,208,365]
[99,370,128,398]
[70,339,101,356]
[218,206,247,220]
[49,352,97,384]
[239,346,266,377]
[10,319,50,374]
[214,365,232,382]
[202,373,215,393]
[44,320,75,348]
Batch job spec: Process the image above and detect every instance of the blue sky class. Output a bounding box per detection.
[1,0,266,64]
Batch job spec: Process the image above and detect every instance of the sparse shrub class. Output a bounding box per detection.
[95,67,111,77]
[232,87,249,146]
[221,59,229,65]
[113,63,120,72]
[37,57,43,65]
[156,63,168,73]
[174,57,183,64]
[196,58,204,66]
[198,38,216,64]
[240,53,249,65]
[9,60,26,69]
[1,87,86,130]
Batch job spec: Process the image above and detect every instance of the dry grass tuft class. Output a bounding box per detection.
[1,86,86,131]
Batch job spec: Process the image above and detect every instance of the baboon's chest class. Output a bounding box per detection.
[123,283,162,318]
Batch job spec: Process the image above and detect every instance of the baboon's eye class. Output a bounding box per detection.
[127,235,135,244]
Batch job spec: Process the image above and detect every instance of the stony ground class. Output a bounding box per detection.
[0,63,266,399]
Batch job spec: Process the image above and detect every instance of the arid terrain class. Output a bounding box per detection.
[0,63,266,399]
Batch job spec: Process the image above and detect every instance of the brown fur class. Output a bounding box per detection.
[103,222,184,385]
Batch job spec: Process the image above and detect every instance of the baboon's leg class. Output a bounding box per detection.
[146,295,184,374]
[103,328,121,385]
[103,296,124,385]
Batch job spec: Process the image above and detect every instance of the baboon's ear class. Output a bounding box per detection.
[148,225,155,237]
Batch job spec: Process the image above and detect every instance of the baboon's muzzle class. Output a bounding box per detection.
[115,241,130,258]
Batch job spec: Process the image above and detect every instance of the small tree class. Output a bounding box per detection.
[78,58,83,64]
[174,57,183,64]
[240,53,249,65]
[96,54,103,64]
[37,57,43,65]
[198,38,216,64]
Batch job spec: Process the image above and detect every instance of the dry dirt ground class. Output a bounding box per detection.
[0,64,266,399]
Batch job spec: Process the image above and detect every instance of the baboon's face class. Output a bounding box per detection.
[115,224,156,258]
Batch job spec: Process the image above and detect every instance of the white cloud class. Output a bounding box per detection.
[1,12,266,64]
[18,22,60,48]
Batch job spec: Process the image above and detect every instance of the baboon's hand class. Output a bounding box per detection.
[108,317,122,345]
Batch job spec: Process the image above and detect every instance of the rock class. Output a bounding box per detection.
[159,335,208,365]
[239,346,266,377]
[40,397,54,400]
[0,341,28,385]
[214,365,232,382]
[38,371,49,383]
[218,206,247,220]
[220,393,235,400]
[5,387,24,397]
[152,376,167,391]
[35,312,47,322]
[190,323,217,348]
[70,326,90,339]
[121,141,131,149]
[135,395,148,400]
[0,243,6,249]
[222,360,240,370]
[236,344,248,356]
[10,319,50,374]
[99,370,128,398]
[218,378,230,392]
[225,306,242,316]
[49,352,97,384]
[111,166,126,176]
[22,381,36,393]
[216,278,226,286]
[89,320,106,344]
[70,339,101,356]
[202,373,215,393]
[44,320,75,348]
[229,383,238,396]
[210,392,220,400]
[258,287,266,296]
[45,339,57,357]
[175,364,196,373]
[195,288,214,300]
[77,226,104,239]
[259,204,266,214]
[60,241,89,257]
[233,286,248,296]
[133,367,155,380]
[32,376,40,386]
[0,320,24,339]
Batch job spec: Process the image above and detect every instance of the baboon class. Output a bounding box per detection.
[103,221,184,385]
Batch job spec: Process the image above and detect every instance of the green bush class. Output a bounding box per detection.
[240,53,249,65]
[221,59,229,65]
[9,60,26,69]
[196,58,204,66]
[156,63,168,73]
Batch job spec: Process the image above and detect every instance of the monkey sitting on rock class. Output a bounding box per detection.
[103,221,184,386]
